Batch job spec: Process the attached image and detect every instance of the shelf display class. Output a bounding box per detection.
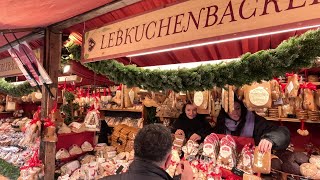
[0,114,43,179]
[105,116,143,128]
[271,151,320,179]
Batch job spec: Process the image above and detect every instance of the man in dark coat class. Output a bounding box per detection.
[102,124,193,180]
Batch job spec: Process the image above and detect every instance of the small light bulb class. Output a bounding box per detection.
[63,65,71,73]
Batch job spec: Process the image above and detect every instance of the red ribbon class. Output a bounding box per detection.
[108,87,112,96]
[117,84,122,91]
[280,83,286,93]
[51,101,58,114]
[87,88,90,97]
[300,82,316,91]
[88,105,95,111]
[31,106,41,124]
[44,118,55,127]
[96,91,101,98]
[285,73,295,77]
[20,149,42,170]
[81,89,85,98]
[208,171,222,178]
[273,77,286,93]
[58,84,75,92]
[300,119,305,130]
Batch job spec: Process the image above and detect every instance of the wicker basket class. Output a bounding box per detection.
[271,169,312,180]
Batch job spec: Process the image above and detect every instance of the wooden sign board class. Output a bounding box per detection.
[83,0,320,62]
[0,48,42,77]
[0,57,22,77]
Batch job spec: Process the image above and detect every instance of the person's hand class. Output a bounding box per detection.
[180,160,193,180]
[258,139,273,152]
[175,129,185,136]
[189,133,201,142]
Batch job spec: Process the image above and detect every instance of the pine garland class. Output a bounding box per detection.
[70,29,320,92]
[0,78,36,97]
[0,159,20,180]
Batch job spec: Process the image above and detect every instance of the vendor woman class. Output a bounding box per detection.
[172,102,212,142]
[214,97,290,152]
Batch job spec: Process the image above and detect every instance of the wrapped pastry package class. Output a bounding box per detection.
[301,83,317,111]
[202,133,219,165]
[216,135,236,170]
[252,148,271,174]
[56,148,70,160]
[281,104,294,118]
[285,74,300,98]
[84,108,101,131]
[81,141,93,152]
[228,86,235,113]
[69,144,83,156]
[270,79,281,101]
[236,143,254,174]
[173,134,185,149]
[182,140,199,160]
[243,81,272,110]
[194,91,210,110]
[166,149,181,177]
[60,160,80,176]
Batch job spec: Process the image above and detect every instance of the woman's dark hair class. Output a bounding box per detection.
[215,95,248,136]
[181,101,194,114]
[134,124,173,163]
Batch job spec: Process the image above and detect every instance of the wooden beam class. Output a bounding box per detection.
[51,0,142,30]
[0,28,42,33]
[40,28,61,180]
[0,30,44,53]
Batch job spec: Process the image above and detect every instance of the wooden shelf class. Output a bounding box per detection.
[265,117,320,123]
[279,82,320,85]
[0,112,12,114]
[100,108,142,113]
[311,82,320,85]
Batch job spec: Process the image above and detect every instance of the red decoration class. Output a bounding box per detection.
[103,87,107,96]
[31,106,41,124]
[300,82,316,91]
[20,149,42,170]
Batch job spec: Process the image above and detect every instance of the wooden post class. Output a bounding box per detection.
[40,28,61,180]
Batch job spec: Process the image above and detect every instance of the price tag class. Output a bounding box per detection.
[232,167,244,176]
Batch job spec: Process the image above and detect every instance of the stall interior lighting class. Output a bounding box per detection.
[127,24,320,57]
[63,65,71,73]
[143,58,239,70]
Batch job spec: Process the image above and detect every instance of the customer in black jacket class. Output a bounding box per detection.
[102,124,193,180]
[172,102,212,142]
[214,97,290,152]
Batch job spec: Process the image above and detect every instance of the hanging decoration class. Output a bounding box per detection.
[0,78,36,97]
[65,29,320,92]
[0,159,20,180]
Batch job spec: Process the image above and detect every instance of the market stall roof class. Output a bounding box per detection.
[0,0,116,56]
[0,0,113,29]
[0,0,316,80]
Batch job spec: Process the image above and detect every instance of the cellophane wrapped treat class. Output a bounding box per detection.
[252,148,271,174]
[243,81,272,110]
[285,74,300,98]
[236,143,254,174]
[182,140,199,161]
[166,149,181,177]
[217,135,237,170]
[202,133,220,165]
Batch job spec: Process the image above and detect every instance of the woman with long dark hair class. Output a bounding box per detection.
[172,102,212,142]
[214,97,290,152]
